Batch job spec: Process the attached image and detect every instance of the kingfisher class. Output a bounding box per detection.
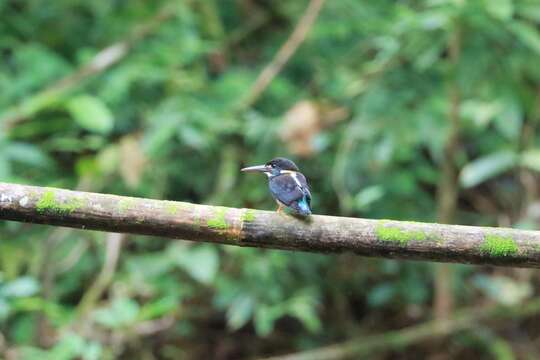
[241,157,312,216]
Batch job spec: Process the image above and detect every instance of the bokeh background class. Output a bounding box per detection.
[1,0,540,359]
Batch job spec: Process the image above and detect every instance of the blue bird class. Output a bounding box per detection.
[241,157,312,216]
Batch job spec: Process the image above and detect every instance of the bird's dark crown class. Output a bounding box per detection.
[265,157,299,171]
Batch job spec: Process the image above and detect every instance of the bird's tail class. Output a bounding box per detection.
[293,197,311,216]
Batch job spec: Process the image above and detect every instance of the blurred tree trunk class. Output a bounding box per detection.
[434,20,462,323]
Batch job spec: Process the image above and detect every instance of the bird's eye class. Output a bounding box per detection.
[269,164,275,168]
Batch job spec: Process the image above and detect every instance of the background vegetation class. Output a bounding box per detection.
[1,0,540,358]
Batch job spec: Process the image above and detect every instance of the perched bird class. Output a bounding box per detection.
[241,157,312,216]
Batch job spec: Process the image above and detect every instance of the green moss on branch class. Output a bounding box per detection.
[207,208,228,230]
[36,190,84,215]
[481,234,518,256]
[376,221,427,245]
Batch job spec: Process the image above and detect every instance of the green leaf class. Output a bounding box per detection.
[0,298,10,321]
[516,3,540,22]
[520,149,540,172]
[473,275,532,305]
[170,245,219,285]
[0,153,10,181]
[93,298,139,329]
[286,292,321,333]
[493,99,522,141]
[143,100,183,155]
[49,333,86,360]
[508,21,540,55]
[66,95,114,134]
[138,296,179,321]
[10,313,36,343]
[5,142,54,168]
[355,185,385,210]
[82,341,103,360]
[1,277,40,298]
[254,305,279,337]
[226,296,254,330]
[126,253,173,279]
[368,283,396,307]
[459,150,518,188]
[14,346,49,360]
[490,338,515,360]
[483,0,514,21]
[461,100,502,127]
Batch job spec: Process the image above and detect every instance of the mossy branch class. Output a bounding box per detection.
[2,182,540,268]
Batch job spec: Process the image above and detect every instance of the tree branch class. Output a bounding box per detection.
[258,297,540,360]
[239,0,327,109]
[1,182,540,268]
[75,232,125,317]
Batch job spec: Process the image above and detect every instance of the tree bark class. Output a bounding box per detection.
[2,182,540,268]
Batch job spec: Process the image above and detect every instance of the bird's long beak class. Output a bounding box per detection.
[241,164,269,173]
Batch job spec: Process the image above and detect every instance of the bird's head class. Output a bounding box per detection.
[241,157,299,177]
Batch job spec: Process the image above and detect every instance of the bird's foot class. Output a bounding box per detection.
[276,204,287,217]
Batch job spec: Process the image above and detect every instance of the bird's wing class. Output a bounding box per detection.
[269,173,310,206]
[296,172,311,206]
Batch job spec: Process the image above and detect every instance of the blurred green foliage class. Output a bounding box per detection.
[1,0,540,358]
